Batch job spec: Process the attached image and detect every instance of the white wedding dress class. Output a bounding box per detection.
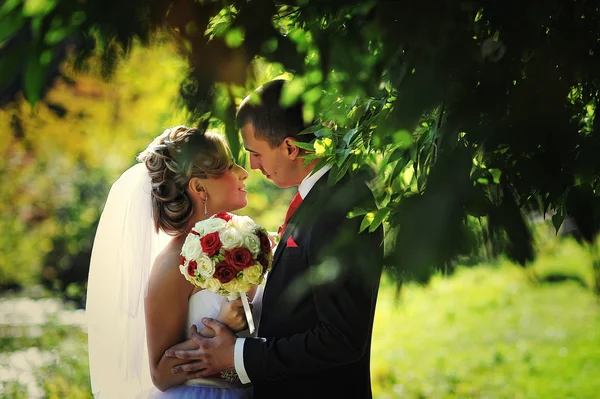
[87,163,263,399]
[142,288,262,399]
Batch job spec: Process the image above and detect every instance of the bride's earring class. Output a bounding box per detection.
[204,197,208,218]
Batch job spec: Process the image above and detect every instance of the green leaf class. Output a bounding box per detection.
[304,158,330,176]
[225,27,245,48]
[347,207,369,219]
[0,0,21,15]
[489,168,502,184]
[314,127,332,138]
[305,69,323,85]
[298,124,322,135]
[336,148,351,167]
[45,26,73,45]
[24,55,47,104]
[388,147,408,165]
[552,206,566,234]
[393,130,413,149]
[281,78,305,107]
[343,128,358,145]
[369,208,390,233]
[293,141,315,151]
[0,12,25,43]
[327,156,352,185]
[261,37,278,53]
[23,0,56,16]
[302,86,323,105]
[390,155,411,183]
[359,212,375,233]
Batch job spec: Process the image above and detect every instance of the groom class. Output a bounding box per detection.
[166,80,383,398]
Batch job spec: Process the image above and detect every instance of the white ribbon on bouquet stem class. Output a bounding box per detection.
[227,292,255,335]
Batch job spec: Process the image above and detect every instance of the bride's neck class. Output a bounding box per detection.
[184,208,212,233]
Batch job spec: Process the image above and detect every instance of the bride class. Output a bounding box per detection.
[87,126,258,398]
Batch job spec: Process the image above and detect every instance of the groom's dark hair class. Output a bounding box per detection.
[236,79,313,148]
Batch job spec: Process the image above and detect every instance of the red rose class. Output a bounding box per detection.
[215,212,233,222]
[225,248,255,271]
[187,260,197,276]
[200,232,222,257]
[256,230,271,255]
[258,254,270,273]
[213,261,237,284]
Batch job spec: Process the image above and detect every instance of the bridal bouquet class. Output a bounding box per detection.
[179,212,273,333]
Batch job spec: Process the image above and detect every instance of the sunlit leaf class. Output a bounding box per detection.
[359,212,375,233]
[393,130,413,149]
[280,77,305,106]
[489,168,502,184]
[369,208,390,233]
[23,0,56,16]
[225,27,245,48]
[347,207,369,219]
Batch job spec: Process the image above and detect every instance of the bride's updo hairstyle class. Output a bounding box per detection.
[138,126,231,235]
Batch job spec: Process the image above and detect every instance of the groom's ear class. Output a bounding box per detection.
[283,137,301,160]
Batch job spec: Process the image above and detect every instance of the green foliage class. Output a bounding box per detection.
[2,1,600,283]
[0,37,290,291]
[0,40,187,289]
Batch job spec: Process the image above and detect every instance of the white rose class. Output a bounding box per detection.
[230,215,258,234]
[179,264,191,282]
[220,227,244,250]
[223,278,253,293]
[190,275,206,289]
[242,264,263,285]
[196,254,215,278]
[241,233,261,257]
[193,217,227,236]
[204,278,223,293]
[181,235,203,260]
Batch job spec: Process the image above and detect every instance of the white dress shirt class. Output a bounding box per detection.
[234,164,332,384]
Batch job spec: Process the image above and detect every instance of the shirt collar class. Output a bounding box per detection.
[298,164,333,199]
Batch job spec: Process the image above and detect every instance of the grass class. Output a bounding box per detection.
[1,237,599,398]
[371,237,600,398]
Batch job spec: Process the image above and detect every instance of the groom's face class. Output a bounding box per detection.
[241,123,298,188]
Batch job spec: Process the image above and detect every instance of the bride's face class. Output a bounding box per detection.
[204,162,249,214]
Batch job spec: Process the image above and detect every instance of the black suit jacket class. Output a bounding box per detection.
[244,170,384,399]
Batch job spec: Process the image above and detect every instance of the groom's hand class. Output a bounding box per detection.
[165,318,236,378]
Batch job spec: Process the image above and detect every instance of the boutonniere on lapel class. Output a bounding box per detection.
[286,235,299,248]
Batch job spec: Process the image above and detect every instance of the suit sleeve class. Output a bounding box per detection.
[242,181,383,382]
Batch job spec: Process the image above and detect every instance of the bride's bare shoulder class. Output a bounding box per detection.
[153,235,185,272]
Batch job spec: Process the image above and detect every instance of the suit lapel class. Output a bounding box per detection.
[269,172,330,274]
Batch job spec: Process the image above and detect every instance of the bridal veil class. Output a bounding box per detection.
[86,163,169,398]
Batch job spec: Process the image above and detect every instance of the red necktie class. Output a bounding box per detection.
[278,192,303,239]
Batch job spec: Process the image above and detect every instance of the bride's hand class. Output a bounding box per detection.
[216,298,248,333]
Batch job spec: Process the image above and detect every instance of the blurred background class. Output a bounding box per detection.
[1,1,600,398]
